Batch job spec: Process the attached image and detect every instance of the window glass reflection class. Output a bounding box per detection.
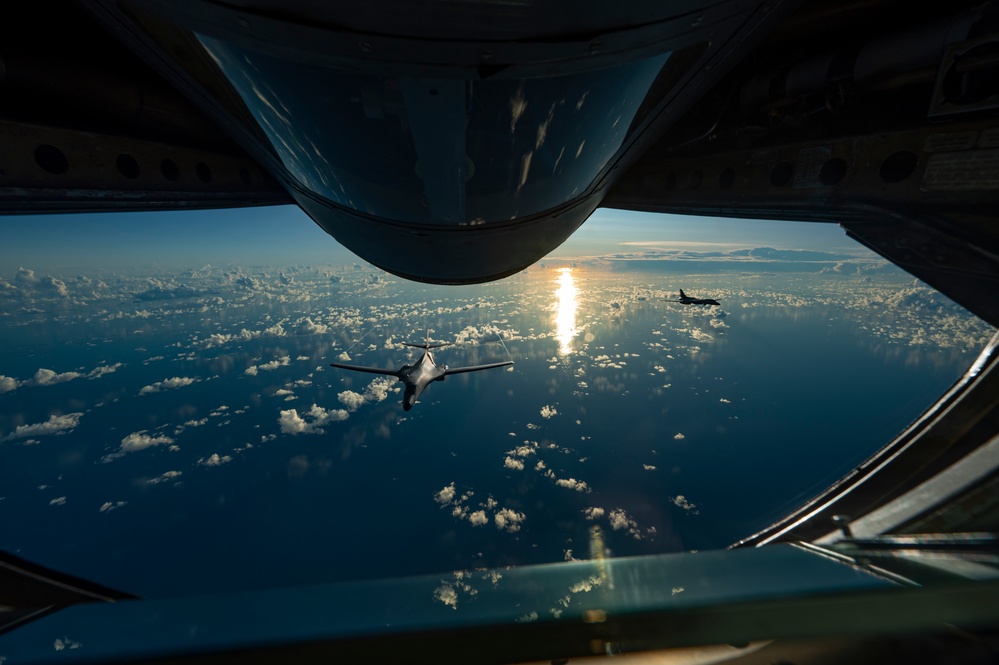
[197,34,668,224]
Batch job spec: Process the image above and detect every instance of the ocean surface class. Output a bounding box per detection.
[0,258,993,599]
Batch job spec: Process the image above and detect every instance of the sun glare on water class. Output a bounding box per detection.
[554,267,579,355]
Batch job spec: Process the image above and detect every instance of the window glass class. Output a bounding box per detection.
[0,208,992,596]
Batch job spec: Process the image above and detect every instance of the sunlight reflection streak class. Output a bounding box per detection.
[555,268,578,355]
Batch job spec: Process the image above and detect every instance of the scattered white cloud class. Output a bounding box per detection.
[468,510,488,526]
[99,501,127,513]
[671,495,700,514]
[435,483,456,505]
[49,496,67,506]
[146,470,182,485]
[674,433,685,440]
[540,405,558,419]
[246,355,291,375]
[434,584,459,609]
[138,376,197,395]
[338,390,366,412]
[278,404,348,435]
[555,477,590,492]
[503,456,525,471]
[0,375,20,393]
[120,431,174,453]
[29,368,81,386]
[198,453,232,467]
[295,318,328,335]
[494,507,525,533]
[1,413,83,442]
[87,363,123,379]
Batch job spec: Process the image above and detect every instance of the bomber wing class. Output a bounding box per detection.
[444,361,514,375]
[329,363,401,377]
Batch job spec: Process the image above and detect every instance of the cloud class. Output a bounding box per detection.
[468,510,488,526]
[674,433,685,440]
[120,431,175,452]
[0,375,19,393]
[146,470,182,485]
[671,495,700,514]
[38,276,69,297]
[494,508,525,533]
[138,376,197,395]
[99,501,127,513]
[540,405,558,419]
[555,477,590,492]
[49,496,67,506]
[582,507,605,520]
[338,390,366,411]
[198,453,232,467]
[29,368,81,386]
[14,267,39,284]
[203,324,286,349]
[504,456,525,471]
[295,317,328,335]
[278,404,348,435]
[245,355,291,375]
[87,363,123,379]
[338,377,396,412]
[1,413,83,441]
[435,483,457,505]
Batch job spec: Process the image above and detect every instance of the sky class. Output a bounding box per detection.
[0,206,869,274]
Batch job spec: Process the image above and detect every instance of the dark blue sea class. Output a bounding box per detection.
[0,262,993,598]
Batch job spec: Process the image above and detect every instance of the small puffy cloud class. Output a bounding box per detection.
[673,433,685,440]
[146,470,182,485]
[246,356,291,375]
[338,390,366,412]
[338,377,395,412]
[583,507,605,520]
[87,363,123,379]
[494,507,525,533]
[39,275,69,297]
[198,453,232,467]
[49,497,67,506]
[434,585,459,610]
[15,267,39,284]
[468,510,488,526]
[296,318,328,335]
[139,377,197,395]
[689,329,713,343]
[120,431,174,452]
[555,477,590,492]
[503,456,525,471]
[2,412,83,442]
[337,352,351,361]
[0,375,19,393]
[278,404,348,435]
[29,368,81,386]
[671,495,700,514]
[435,483,456,505]
[99,501,127,513]
[540,405,558,419]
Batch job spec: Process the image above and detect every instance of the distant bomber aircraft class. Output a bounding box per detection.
[674,289,721,306]
[330,340,513,411]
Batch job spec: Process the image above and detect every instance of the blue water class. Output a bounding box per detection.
[0,265,992,597]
